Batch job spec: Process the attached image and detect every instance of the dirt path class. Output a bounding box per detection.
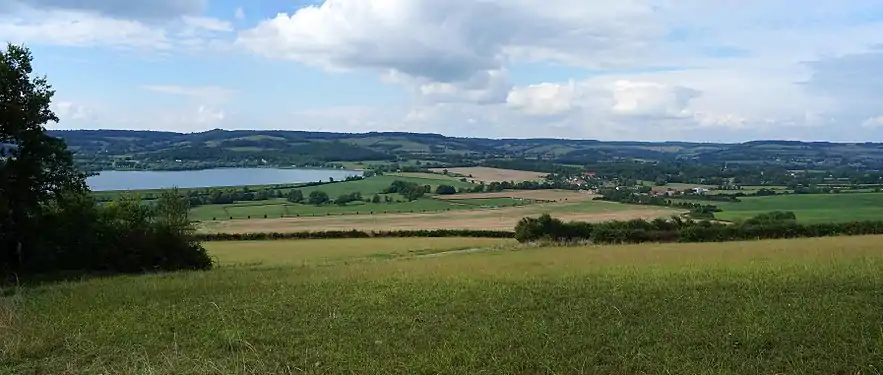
[411,247,499,258]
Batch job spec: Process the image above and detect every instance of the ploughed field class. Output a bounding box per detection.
[4,235,883,374]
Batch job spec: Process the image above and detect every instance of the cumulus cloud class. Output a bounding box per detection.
[227,0,883,140]
[610,80,699,118]
[235,0,665,103]
[506,81,587,116]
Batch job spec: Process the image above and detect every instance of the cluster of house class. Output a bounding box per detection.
[651,186,710,196]
[561,171,598,187]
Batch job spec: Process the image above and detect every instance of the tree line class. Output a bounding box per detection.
[514,211,883,244]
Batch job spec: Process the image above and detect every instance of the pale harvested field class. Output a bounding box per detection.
[430,167,547,182]
[436,189,597,202]
[200,201,680,233]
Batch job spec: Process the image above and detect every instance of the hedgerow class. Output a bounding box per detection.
[515,211,883,244]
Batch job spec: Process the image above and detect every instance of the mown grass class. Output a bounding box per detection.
[713,192,883,223]
[3,236,883,374]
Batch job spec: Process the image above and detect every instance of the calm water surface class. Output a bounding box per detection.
[87,168,361,191]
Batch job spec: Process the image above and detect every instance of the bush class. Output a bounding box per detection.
[30,189,212,276]
[435,185,457,195]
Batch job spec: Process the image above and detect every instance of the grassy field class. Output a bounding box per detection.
[190,197,535,221]
[710,192,883,223]
[4,235,883,374]
[296,175,475,197]
[185,175,482,220]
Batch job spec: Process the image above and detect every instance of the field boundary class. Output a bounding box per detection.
[197,229,516,241]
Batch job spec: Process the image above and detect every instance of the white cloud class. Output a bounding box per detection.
[506,81,586,116]
[0,1,231,51]
[235,0,665,103]
[610,80,699,118]
[228,0,883,140]
[862,116,883,129]
[0,9,170,49]
[51,100,90,121]
[234,7,244,20]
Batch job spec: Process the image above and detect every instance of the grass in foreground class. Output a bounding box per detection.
[3,236,883,374]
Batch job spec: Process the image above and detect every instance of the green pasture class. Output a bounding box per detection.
[189,197,535,221]
[710,192,883,223]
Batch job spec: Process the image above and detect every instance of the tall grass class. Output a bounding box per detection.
[3,236,883,374]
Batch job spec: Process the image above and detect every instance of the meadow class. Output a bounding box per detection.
[3,235,883,374]
[709,192,883,223]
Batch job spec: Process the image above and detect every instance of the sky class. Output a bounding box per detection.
[3,0,883,142]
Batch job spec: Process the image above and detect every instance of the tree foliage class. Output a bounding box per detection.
[0,44,211,278]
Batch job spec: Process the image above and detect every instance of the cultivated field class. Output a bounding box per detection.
[199,200,677,233]
[435,189,598,202]
[430,167,547,182]
[4,235,883,374]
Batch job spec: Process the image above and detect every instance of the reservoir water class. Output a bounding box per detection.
[86,168,361,191]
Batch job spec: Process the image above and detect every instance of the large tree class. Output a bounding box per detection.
[0,44,85,272]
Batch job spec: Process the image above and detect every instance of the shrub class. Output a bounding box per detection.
[435,185,457,195]
[31,190,212,276]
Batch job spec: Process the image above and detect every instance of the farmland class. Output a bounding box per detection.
[429,167,547,183]
[198,198,676,233]
[707,192,883,223]
[4,235,883,374]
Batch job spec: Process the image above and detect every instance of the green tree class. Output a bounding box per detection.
[371,194,381,203]
[308,190,330,205]
[287,189,304,203]
[1,44,86,272]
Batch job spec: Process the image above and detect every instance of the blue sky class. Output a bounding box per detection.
[3,0,883,142]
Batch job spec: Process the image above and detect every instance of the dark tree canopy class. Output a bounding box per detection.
[0,44,85,271]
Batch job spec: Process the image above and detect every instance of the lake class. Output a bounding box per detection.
[87,168,362,191]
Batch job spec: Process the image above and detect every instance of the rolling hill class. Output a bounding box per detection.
[48,129,883,172]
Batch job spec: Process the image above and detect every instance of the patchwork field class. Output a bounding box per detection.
[199,199,677,233]
[435,189,598,202]
[4,235,883,374]
[430,167,547,182]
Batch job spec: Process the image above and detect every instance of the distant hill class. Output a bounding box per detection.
[47,129,883,172]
